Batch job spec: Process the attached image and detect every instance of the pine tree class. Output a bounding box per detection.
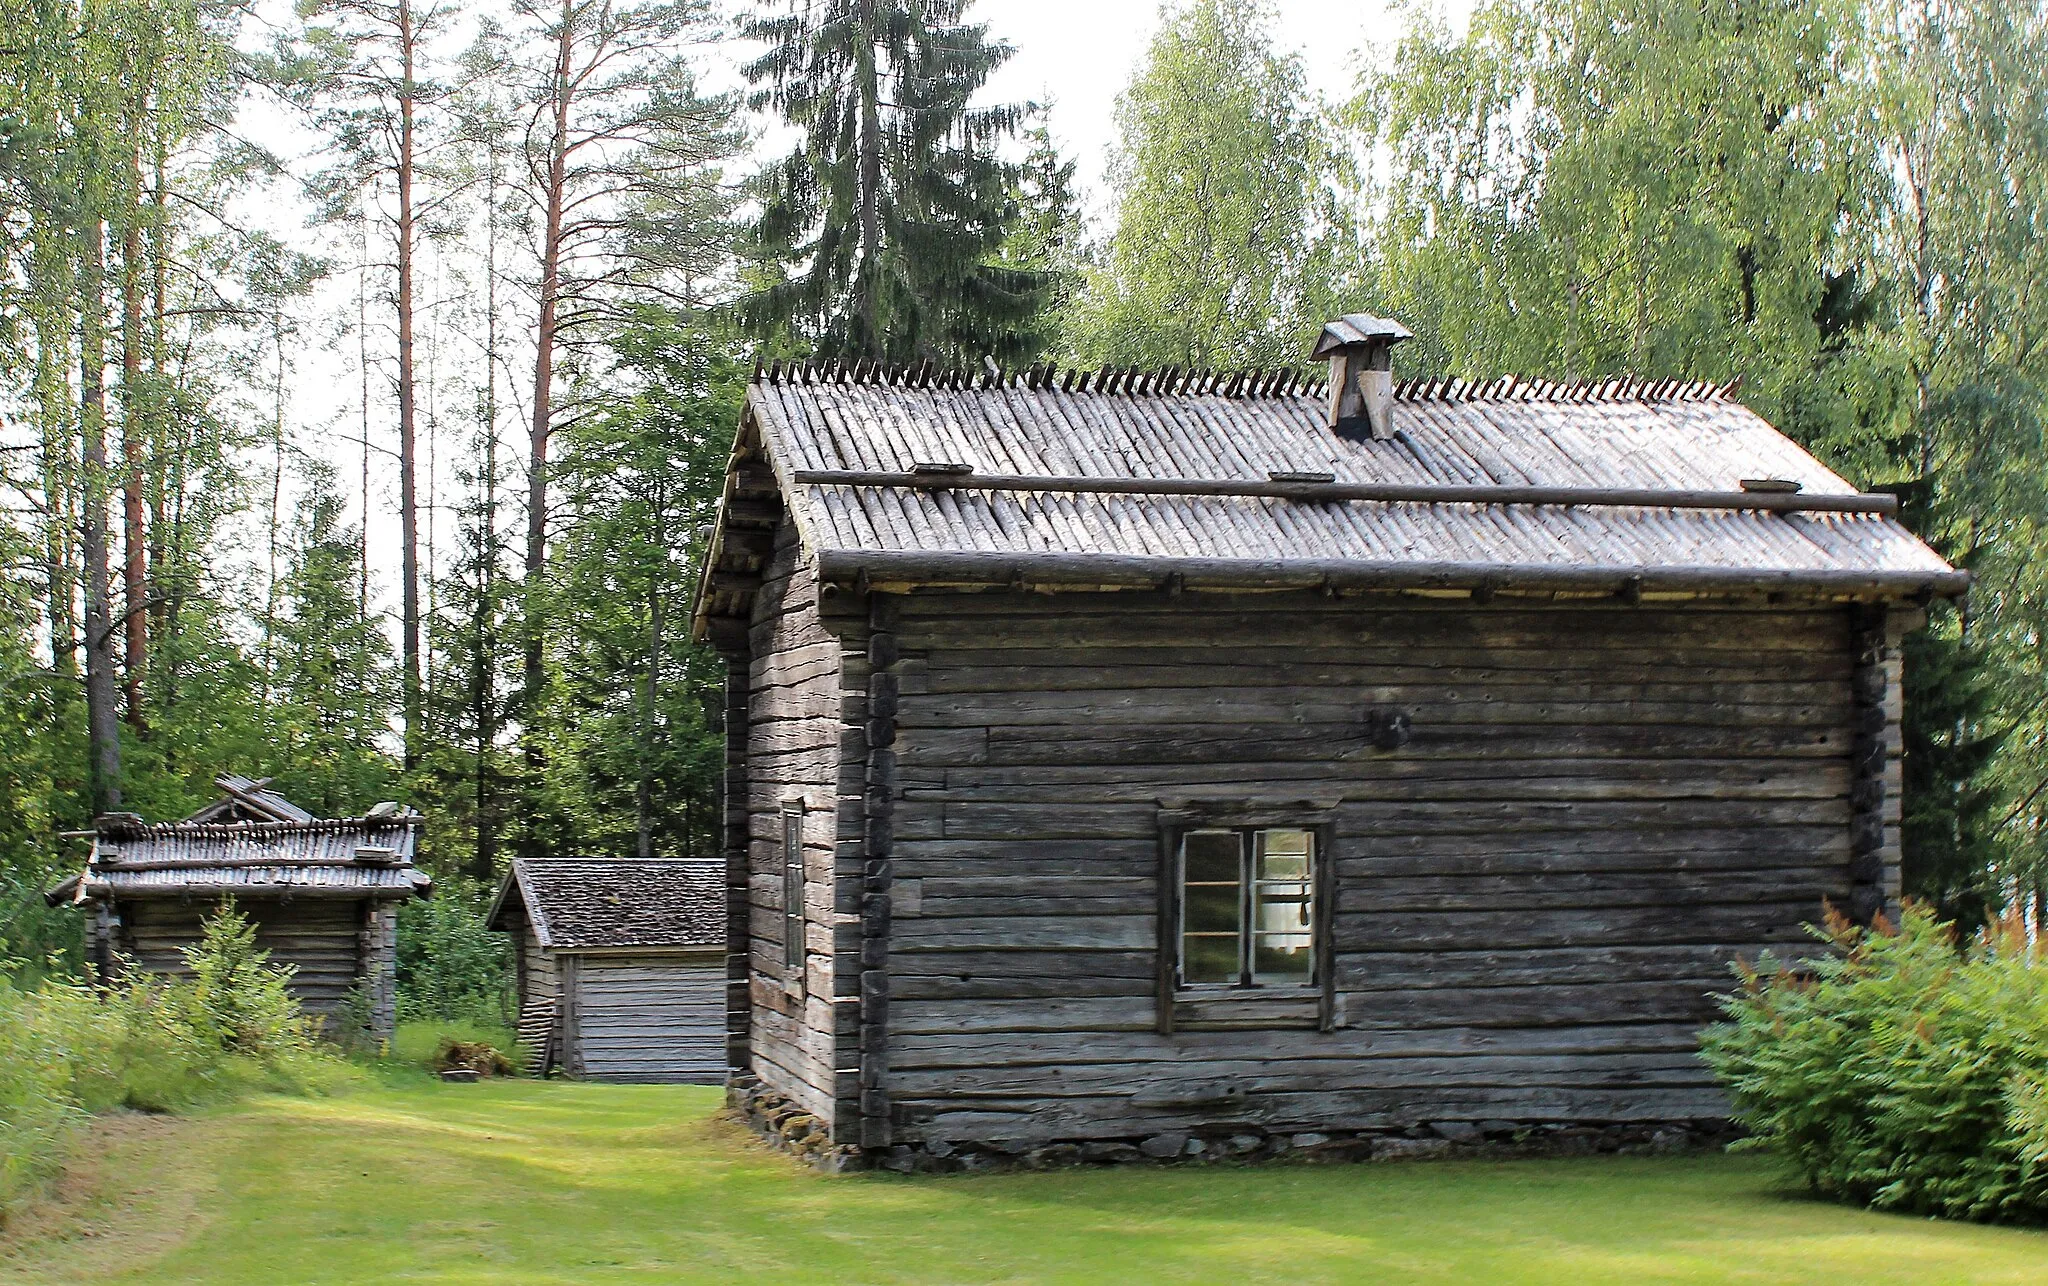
[739,0,1052,366]
[491,0,736,859]
[268,462,400,816]
[541,311,740,859]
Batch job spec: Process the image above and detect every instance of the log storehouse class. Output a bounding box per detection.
[692,315,1967,1170]
[46,774,429,1040]
[489,858,727,1083]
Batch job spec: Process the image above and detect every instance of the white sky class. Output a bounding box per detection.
[975,0,1408,213]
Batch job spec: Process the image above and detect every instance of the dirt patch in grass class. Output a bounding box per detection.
[0,1112,220,1282]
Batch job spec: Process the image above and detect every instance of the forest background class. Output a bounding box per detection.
[3,0,2045,998]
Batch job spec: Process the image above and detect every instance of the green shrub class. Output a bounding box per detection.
[1701,902,2048,1223]
[175,898,312,1058]
[395,877,512,1025]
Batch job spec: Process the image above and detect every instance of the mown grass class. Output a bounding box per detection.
[4,1074,2045,1284]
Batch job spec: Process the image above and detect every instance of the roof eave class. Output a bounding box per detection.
[484,865,523,934]
[815,548,1970,601]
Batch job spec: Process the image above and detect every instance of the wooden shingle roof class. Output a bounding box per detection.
[694,360,1960,643]
[487,858,724,951]
[47,811,429,907]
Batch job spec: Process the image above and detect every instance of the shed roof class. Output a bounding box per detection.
[46,809,429,907]
[486,858,724,951]
[694,361,1960,642]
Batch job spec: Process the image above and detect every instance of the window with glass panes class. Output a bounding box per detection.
[1177,828,1316,987]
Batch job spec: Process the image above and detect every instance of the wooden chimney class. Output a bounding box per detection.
[1313,314,1414,440]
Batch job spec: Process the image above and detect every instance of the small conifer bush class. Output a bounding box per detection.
[1701,902,2048,1224]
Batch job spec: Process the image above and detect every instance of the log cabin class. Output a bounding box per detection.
[691,316,1967,1169]
[46,775,429,1041]
[488,858,726,1082]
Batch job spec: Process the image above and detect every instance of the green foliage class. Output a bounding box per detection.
[534,311,741,861]
[264,463,402,817]
[1361,0,1848,395]
[1069,0,1355,370]
[739,0,1052,365]
[1701,903,2048,1224]
[394,877,510,1024]
[1902,598,2009,925]
[176,898,312,1057]
[0,981,87,1216]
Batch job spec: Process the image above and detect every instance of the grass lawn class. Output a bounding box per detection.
[4,1075,2045,1284]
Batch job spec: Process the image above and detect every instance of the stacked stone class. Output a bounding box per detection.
[725,1081,1736,1176]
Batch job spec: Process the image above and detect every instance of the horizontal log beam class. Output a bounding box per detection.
[816,548,1969,600]
[792,468,1902,516]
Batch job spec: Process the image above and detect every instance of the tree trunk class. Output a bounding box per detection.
[80,215,124,813]
[145,136,171,657]
[474,155,504,882]
[120,135,148,728]
[34,266,77,680]
[518,0,577,852]
[397,0,423,769]
[637,495,664,860]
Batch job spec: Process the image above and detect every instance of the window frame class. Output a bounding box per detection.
[1156,803,1338,1035]
[780,800,805,985]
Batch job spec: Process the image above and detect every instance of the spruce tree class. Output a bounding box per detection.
[739,0,1052,366]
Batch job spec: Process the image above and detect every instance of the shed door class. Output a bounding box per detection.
[569,957,725,1084]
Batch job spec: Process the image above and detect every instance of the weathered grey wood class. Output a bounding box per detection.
[117,898,372,1027]
[823,547,1964,599]
[563,955,727,1083]
[738,518,855,1129]
[713,524,1909,1152]
[836,593,1871,1144]
[789,466,1903,517]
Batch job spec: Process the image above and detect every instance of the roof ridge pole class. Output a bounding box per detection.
[752,353,764,383]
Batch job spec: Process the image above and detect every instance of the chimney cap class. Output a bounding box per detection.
[1312,314,1414,359]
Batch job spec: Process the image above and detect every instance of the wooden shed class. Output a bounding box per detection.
[487,858,726,1083]
[46,775,429,1041]
[691,318,1967,1168]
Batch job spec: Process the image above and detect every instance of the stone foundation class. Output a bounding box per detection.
[730,1075,1735,1175]
[727,1076,863,1172]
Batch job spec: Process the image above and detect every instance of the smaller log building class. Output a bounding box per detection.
[488,858,726,1083]
[46,775,429,1040]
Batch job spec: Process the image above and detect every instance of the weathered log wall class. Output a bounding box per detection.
[743,519,861,1129]
[563,952,728,1083]
[875,591,1877,1145]
[116,897,372,1031]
